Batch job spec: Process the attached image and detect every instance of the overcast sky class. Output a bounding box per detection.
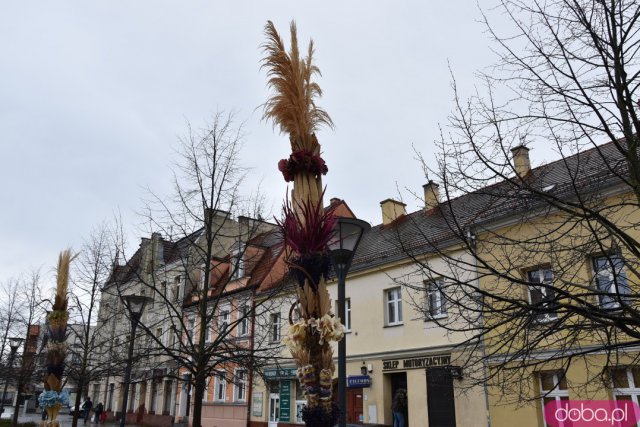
[1,1,518,282]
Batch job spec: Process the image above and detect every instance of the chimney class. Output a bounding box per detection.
[423,181,440,211]
[380,199,407,225]
[511,145,531,178]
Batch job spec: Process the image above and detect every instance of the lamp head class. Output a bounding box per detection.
[327,217,370,270]
[8,337,23,352]
[122,294,151,316]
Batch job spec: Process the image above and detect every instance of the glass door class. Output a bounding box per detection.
[268,393,280,427]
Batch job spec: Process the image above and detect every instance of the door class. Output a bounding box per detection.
[390,372,408,426]
[268,393,280,427]
[347,388,364,424]
[427,368,456,427]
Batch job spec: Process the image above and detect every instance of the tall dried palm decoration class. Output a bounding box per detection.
[262,20,333,209]
[262,21,342,427]
[39,249,75,427]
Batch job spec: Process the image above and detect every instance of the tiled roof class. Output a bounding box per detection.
[349,140,631,273]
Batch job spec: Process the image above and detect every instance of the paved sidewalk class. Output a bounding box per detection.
[17,413,121,426]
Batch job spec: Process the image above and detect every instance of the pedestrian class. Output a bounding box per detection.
[392,388,407,427]
[82,396,93,425]
[94,402,103,423]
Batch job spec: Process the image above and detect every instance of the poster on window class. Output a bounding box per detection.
[252,392,263,417]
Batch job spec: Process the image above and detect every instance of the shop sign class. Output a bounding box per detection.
[347,375,372,388]
[382,354,451,371]
[264,367,297,379]
[280,381,291,422]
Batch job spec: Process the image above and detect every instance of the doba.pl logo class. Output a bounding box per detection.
[544,400,640,427]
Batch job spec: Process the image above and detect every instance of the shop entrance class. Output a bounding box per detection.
[268,393,280,427]
[390,372,408,426]
[426,367,456,427]
[346,388,364,424]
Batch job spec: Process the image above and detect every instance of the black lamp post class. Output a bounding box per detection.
[119,295,150,427]
[327,217,370,427]
[0,337,22,420]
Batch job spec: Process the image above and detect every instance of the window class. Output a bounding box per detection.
[219,305,230,332]
[232,245,245,280]
[187,317,196,342]
[238,303,250,337]
[539,371,569,427]
[234,369,247,402]
[386,287,403,326]
[161,281,167,297]
[593,254,629,309]
[335,298,351,331]
[270,313,281,342]
[527,267,557,322]
[174,276,182,301]
[156,328,163,347]
[612,367,640,411]
[214,371,227,401]
[199,264,207,288]
[426,279,447,318]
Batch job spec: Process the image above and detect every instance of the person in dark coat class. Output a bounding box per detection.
[392,389,407,427]
[94,402,103,423]
[82,397,93,424]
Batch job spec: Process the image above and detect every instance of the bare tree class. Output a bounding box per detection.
[63,222,122,427]
[388,0,640,404]
[99,112,283,427]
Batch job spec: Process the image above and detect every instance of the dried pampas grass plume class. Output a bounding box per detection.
[261,20,333,152]
[53,249,77,311]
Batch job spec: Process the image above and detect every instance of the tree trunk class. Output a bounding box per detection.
[71,378,84,427]
[191,369,206,427]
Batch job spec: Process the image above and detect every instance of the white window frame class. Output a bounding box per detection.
[214,371,227,402]
[593,254,629,309]
[199,263,207,288]
[187,316,196,342]
[219,304,230,332]
[425,279,447,319]
[202,377,210,402]
[612,366,640,409]
[270,313,281,342]
[233,369,247,402]
[527,267,557,323]
[385,287,403,326]
[539,371,569,427]
[344,298,351,332]
[238,302,250,337]
[232,244,245,280]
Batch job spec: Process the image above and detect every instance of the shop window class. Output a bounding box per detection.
[539,370,569,427]
[527,267,557,322]
[593,254,629,309]
[612,366,640,410]
[385,287,403,326]
[425,279,447,319]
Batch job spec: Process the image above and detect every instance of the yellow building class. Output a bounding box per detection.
[466,143,640,427]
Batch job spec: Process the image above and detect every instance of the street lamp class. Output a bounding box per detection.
[0,337,23,419]
[327,217,370,427]
[119,294,151,427]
